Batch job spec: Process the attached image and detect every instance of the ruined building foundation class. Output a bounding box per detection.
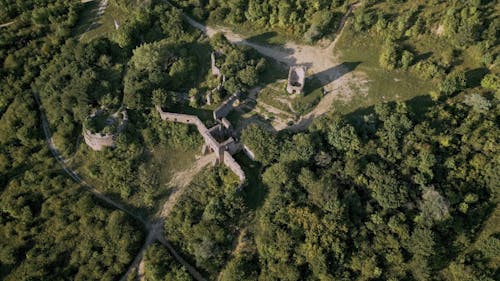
[156,97,247,188]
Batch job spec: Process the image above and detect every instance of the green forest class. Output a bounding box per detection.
[1,0,498,280]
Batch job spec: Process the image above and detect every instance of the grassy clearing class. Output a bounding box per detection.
[145,145,199,215]
[333,27,435,114]
[293,77,324,115]
[69,141,199,218]
[74,0,133,42]
[206,19,300,47]
[256,77,324,117]
[257,81,292,112]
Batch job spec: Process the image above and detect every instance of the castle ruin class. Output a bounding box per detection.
[286,66,306,94]
[83,109,128,151]
[156,99,246,187]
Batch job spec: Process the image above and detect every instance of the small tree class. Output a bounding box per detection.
[401,50,414,70]
[439,71,466,95]
[481,73,499,92]
[379,40,398,70]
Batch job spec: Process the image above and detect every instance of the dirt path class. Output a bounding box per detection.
[181,2,359,92]
[122,154,215,281]
[175,1,363,132]
[0,21,14,28]
[35,91,207,281]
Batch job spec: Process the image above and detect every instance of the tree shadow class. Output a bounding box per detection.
[415,52,433,62]
[309,61,361,90]
[246,31,285,47]
[465,67,489,88]
[233,152,268,210]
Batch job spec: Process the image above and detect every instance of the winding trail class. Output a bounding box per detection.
[34,92,206,281]
[177,1,359,91]
[34,3,361,280]
[168,0,362,132]
[120,153,215,281]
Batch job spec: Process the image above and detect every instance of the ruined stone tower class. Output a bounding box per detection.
[286,66,306,94]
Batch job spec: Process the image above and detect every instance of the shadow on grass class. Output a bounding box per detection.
[465,67,489,88]
[234,153,268,210]
[73,0,103,38]
[310,61,361,90]
[246,31,285,47]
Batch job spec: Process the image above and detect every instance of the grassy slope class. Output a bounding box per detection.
[69,141,199,218]
[334,28,435,114]
[74,0,134,43]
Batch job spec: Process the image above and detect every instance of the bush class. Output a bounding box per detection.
[379,40,398,70]
[481,73,499,92]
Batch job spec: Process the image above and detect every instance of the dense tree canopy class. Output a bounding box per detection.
[170,0,348,41]
[238,93,499,280]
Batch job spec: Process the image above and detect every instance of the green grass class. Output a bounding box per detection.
[256,77,324,117]
[69,141,199,219]
[333,27,436,114]
[74,0,134,42]
[260,58,288,85]
[206,18,301,46]
[257,81,292,111]
[293,77,324,115]
[146,145,198,215]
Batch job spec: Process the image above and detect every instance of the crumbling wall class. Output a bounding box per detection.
[83,129,115,151]
[211,52,221,78]
[242,145,256,161]
[84,108,128,151]
[286,66,306,94]
[223,151,246,185]
[213,92,240,120]
[156,106,223,159]
[156,105,247,188]
[220,138,241,155]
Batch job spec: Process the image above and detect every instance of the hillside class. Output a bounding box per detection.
[0,0,498,280]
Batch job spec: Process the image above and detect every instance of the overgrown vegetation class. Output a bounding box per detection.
[169,0,351,42]
[240,92,499,280]
[1,0,498,280]
[164,166,245,276]
[143,242,194,281]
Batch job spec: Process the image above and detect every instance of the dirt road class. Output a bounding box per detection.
[122,154,215,281]
[178,1,364,132]
[182,2,359,93]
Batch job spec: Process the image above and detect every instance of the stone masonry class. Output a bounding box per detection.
[286,66,306,94]
[84,109,128,151]
[156,104,246,187]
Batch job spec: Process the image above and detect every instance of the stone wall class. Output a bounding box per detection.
[83,129,115,151]
[213,92,240,120]
[156,106,247,187]
[286,66,306,94]
[84,109,128,151]
[223,151,246,186]
[211,52,221,78]
[242,145,256,161]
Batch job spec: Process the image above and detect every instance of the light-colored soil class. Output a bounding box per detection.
[0,21,14,27]
[180,2,365,132]
[435,24,445,36]
[160,153,216,218]
[123,153,215,281]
